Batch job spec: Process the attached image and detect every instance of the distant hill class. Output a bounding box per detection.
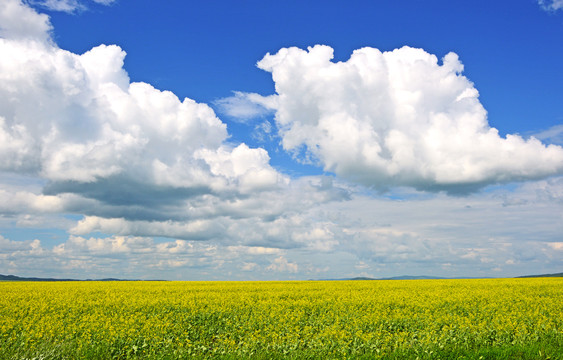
[319,273,563,281]
[0,274,77,281]
[3,272,561,282]
[516,272,563,278]
[318,275,448,281]
[0,274,142,282]
[380,275,448,280]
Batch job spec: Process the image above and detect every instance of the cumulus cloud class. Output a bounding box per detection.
[0,38,237,187]
[0,0,359,259]
[257,45,563,193]
[0,0,303,232]
[539,0,563,11]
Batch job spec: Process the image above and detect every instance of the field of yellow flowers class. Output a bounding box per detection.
[1,278,562,359]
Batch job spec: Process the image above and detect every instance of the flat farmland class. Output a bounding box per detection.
[1,278,562,359]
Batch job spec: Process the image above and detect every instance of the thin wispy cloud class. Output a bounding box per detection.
[533,124,563,145]
[215,91,277,123]
[539,0,563,11]
[29,0,117,13]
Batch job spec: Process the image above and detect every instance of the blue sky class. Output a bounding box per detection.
[0,0,562,280]
[47,0,562,132]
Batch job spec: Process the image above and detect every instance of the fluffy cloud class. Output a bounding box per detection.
[0,0,299,230]
[257,45,563,193]
[0,0,358,258]
[0,38,233,186]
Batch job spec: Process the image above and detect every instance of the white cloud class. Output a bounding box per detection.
[293,226,338,252]
[1,176,562,279]
[0,1,358,268]
[257,45,563,193]
[69,216,225,241]
[0,233,303,280]
[65,181,347,245]
[0,189,66,213]
[547,242,563,251]
[227,246,282,255]
[539,0,563,11]
[241,262,258,271]
[214,91,278,123]
[533,124,563,145]
[266,256,298,273]
[56,235,152,255]
[35,0,85,13]
[30,0,117,13]
[195,143,287,193]
[0,0,52,42]
[0,0,296,223]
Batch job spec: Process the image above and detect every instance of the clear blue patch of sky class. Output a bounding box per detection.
[0,227,67,246]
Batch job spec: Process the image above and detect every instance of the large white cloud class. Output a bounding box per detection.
[257,45,563,193]
[0,38,227,185]
[0,0,291,218]
[0,1,352,252]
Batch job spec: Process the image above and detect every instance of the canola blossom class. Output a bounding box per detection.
[1,278,562,359]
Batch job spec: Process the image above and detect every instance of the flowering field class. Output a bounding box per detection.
[1,278,562,359]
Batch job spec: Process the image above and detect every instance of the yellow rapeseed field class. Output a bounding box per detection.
[1,278,562,359]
